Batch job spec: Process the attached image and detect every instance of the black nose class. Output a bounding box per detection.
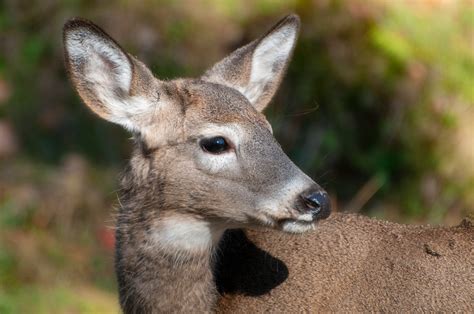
[302,191,331,220]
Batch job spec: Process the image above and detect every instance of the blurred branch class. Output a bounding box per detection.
[344,175,384,213]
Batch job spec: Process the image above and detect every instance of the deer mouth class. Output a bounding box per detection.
[250,211,317,234]
[277,218,316,234]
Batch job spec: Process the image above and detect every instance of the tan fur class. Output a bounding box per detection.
[216,213,474,312]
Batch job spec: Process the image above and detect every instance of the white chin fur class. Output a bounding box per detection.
[280,220,315,234]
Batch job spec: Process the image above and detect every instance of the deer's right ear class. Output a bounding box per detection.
[202,14,300,112]
[63,18,156,132]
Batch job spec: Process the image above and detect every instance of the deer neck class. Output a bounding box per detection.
[115,207,225,313]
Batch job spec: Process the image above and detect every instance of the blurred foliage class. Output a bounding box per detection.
[0,157,117,312]
[0,0,472,312]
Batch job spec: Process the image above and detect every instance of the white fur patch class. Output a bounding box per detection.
[197,151,238,174]
[239,24,296,105]
[281,220,315,233]
[297,213,315,222]
[152,216,224,253]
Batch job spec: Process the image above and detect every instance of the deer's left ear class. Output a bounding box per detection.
[202,14,300,112]
[63,18,160,132]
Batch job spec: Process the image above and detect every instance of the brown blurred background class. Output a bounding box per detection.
[0,0,472,312]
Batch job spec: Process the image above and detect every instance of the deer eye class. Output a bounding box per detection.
[200,136,230,154]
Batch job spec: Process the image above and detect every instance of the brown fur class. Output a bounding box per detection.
[216,213,474,312]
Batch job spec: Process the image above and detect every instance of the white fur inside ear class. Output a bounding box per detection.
[66,28,150,130]
[66,28,132,92]
[239,24,296,104]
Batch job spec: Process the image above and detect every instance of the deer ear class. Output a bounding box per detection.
[202,14,300,112]
[63,18,156,131]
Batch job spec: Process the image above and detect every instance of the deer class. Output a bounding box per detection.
[63,14,473,313]
[63,14,330,313]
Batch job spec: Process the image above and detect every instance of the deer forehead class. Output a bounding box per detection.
[186,82,270,125]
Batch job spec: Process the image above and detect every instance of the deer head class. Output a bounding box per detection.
[63,15,331,242]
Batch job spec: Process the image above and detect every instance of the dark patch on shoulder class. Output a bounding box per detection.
[214,229,288,296]
[384,257,395,272]
[460,217,474,228]
[424,243,441,257]
[448,239,455,249]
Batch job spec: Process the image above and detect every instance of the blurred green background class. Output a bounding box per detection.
[0,0,473,312]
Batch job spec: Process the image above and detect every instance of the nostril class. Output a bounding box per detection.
[303,191,331,219]
[304,194,321,212]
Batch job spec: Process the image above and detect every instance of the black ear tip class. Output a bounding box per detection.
[64,17,94,33]
[62,17,131,69]
[285,14,301,23]
[63,17,108,42]
[282,13,301,27]
[269,13,300,34]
